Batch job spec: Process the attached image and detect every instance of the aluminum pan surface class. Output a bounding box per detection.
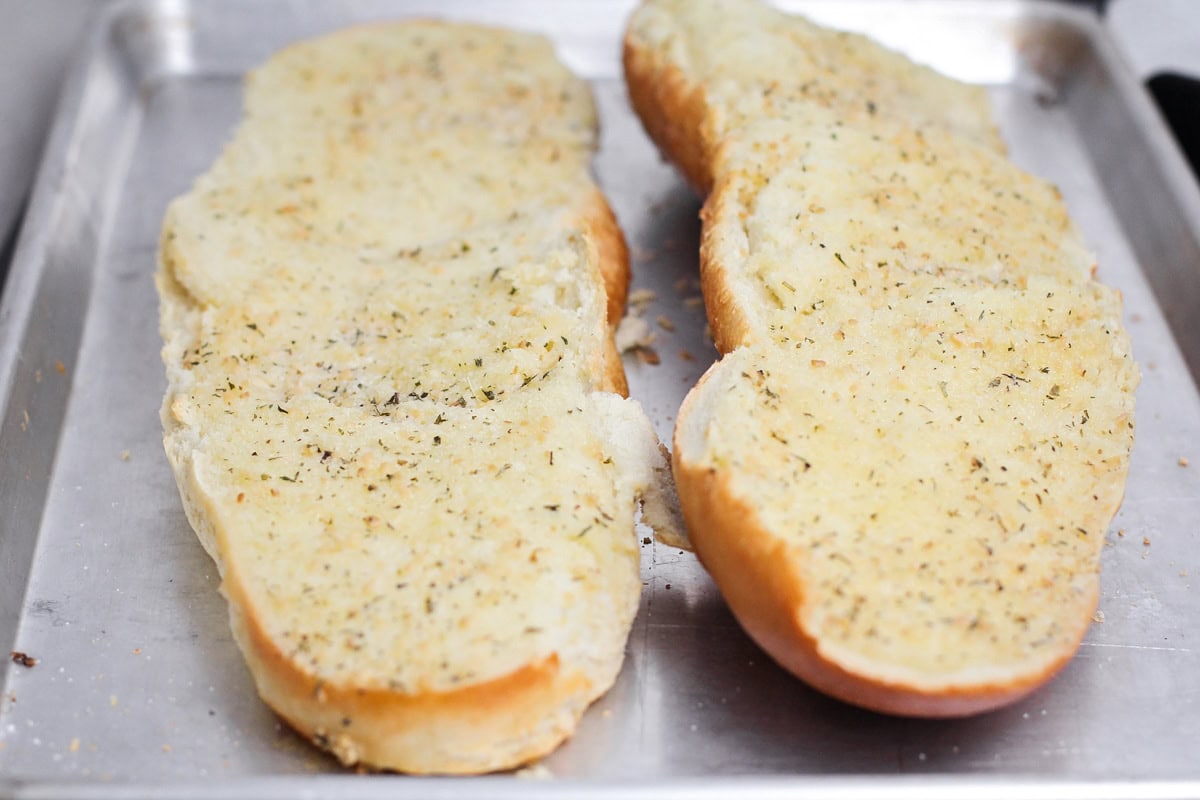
[1,0,1199,795]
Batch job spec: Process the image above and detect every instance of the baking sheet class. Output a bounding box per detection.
[2,0,1200,795]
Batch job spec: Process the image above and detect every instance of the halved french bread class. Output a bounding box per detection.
[158,20,679,773]
[626,0,1137,716]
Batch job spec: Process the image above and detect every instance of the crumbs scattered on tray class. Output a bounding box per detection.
[678,349,695,362]
[615,315,660,366]
[1091,610,1105,623]
[635,347,661,366]
[55,360,66,376]
[120,450,131,462]
[615,315,653,351]
[656,314,675,332]
[1179,456,1190,468]
[10,651,37,668]
[628,288,657,309]
[515,763,553,780]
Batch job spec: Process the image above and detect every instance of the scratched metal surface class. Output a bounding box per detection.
[1,1,1199,796]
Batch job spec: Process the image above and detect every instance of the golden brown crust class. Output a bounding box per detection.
[624,22,747,360]
[601,334,630,398]
[623,29,749,356]
[671,370,1082,717]
[698,178,753,355]
[225,565,591,773]
[622,36,714,196]
[581,188,632,396]
[583,188,631,328]
[163,423,608,774]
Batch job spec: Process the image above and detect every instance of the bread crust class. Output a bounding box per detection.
[622,37,714,196]
[159,435,611,774]
[697,177,754,355]
[582,187,633,396]
[671,367,1089,717]
[584,187,631,329]
[622,26,751,356]
[623,22,754,358]
[226,569,594,774]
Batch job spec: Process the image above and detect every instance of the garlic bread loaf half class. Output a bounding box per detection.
[626,0,1137,716]
[158,21,679,773]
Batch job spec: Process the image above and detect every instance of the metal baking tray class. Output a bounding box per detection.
[3,0,1200,796]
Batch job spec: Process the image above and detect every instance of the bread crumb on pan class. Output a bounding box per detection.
[635,347,662,366]
[629,288,658,308]
[9,651,37,668]
[615,315,656,352]
[515,763,554,779]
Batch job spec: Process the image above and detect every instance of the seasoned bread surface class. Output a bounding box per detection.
[158,21,677,773]
[626,0,1137,715]
[624,0,1003,193]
